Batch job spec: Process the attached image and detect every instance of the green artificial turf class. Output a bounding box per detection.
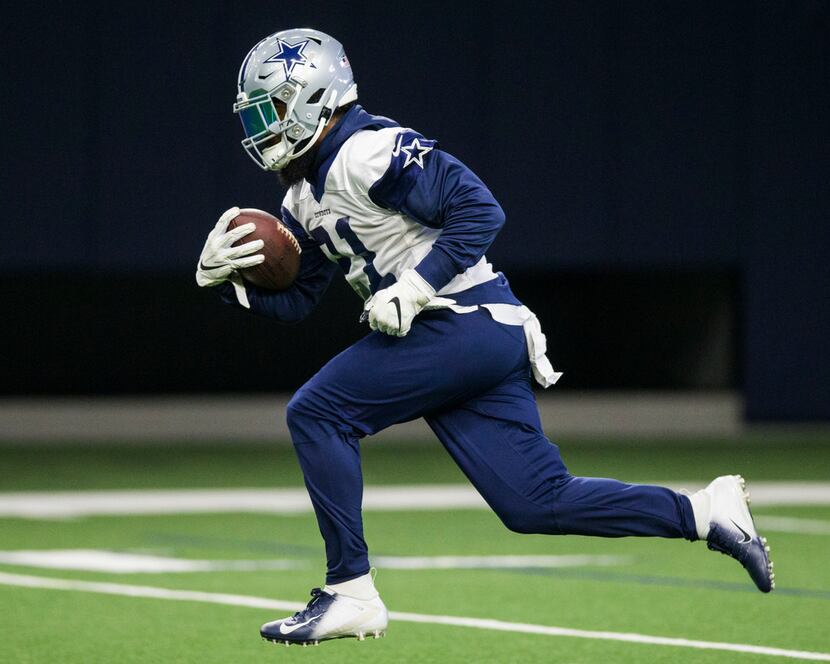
[1,506,829,662]
[0,440,828,662]
[1,437,828,491]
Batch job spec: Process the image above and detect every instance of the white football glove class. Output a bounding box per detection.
[364,269,436,337]
[195,206,264,308]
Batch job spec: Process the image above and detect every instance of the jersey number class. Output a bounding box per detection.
[311,217,384,300]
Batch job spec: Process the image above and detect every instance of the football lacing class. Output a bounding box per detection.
[277,223,302,254]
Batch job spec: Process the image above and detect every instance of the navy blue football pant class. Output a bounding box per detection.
[286,308,698,583]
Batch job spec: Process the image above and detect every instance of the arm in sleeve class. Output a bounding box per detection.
[368,136,505,291]
[214,207,338,324]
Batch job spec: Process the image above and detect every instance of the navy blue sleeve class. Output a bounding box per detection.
[368,131,505,291]
[215,207,338,324]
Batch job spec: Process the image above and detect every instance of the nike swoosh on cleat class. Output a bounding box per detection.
[279,615,323,635]
[390,297,402,329]
[730,519,752,544]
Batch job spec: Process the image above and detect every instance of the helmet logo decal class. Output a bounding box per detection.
[392,134,434,169]
[264,39,315,78]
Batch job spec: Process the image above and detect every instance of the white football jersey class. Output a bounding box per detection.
[281,126,497,303]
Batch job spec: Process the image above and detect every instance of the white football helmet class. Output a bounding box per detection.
[234,28,358,171]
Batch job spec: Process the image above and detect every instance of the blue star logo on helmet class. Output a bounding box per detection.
[264,39,314,78]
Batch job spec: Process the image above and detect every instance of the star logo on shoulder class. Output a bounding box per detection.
[264,39,316,78]
[393,135,434,169]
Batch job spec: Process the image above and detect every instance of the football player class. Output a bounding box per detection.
[196,28,774,647]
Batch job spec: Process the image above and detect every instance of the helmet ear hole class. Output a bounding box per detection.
[306,88,326,105]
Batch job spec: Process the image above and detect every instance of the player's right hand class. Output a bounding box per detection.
[364,269,435,337]
[195,206,265,288]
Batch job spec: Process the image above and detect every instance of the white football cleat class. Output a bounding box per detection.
[260,587,388,646]
[691,474,774,593]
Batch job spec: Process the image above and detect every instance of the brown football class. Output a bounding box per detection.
[228,208,301,291]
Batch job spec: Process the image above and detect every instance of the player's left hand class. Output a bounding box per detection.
[364,269,435,337]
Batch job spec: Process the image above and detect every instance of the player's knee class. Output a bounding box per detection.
[286,385,346,441]
[286,388,317,435]
[496,505,547,534]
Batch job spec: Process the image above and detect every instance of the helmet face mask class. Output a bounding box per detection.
[235,82,306,170]
[234,29,358,171]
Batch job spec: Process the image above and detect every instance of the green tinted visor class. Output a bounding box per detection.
[238,101,279,140]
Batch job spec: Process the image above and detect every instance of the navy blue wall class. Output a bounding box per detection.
[3,1,755,271]
[2,1,827,418]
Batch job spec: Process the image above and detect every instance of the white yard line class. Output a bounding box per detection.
[755,516,830,536]
[375,554,630,569]
[0,485,484,518]
[0,550,630,574]
[0,550,306,573]
[0,572,828,661]
[2,482,830,519]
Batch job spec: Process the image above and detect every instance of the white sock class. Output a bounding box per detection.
[324,572,378,601]
[687,489,712,540]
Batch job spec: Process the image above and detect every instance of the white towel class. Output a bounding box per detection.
[481,304,563,388]
[422,298,563,388]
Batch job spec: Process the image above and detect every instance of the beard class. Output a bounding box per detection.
[276,143,319,188]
